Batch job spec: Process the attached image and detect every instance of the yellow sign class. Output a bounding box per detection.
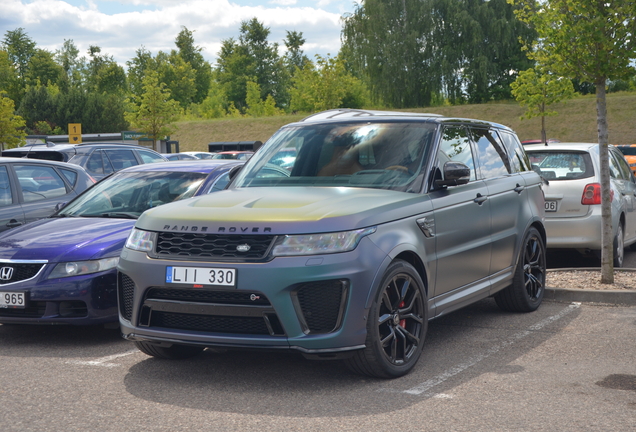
[69,123,82,144]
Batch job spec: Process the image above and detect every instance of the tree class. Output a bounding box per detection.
[215,37,254,112]
[126,47,156,99]
[16,84,56,130]
[55,39,84,91]
[510,67,575,143]
[290,55,369,112]
[2,28,36,85]
[155,51,197,107]
[0,94,26,150]
[0,49,20,102]
[175,27,212,104]
[245,81,281,117]
[513,0,636,282]
[26,49,63,87]
[341,0,535,106]
[84,46,127,94]
[125,72,181,143]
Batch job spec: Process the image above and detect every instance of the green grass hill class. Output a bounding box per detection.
[172,92,636,152]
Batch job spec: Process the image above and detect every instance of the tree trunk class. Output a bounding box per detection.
[596,78,614,284]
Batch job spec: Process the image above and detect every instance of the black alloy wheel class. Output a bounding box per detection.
[495,227,546,312]
[345,260,428,378]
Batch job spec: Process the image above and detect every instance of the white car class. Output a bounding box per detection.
[180,151,217,159]
[525,142,636,266]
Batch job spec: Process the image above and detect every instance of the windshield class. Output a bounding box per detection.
[232,122,436,192]
[59,171,207,218]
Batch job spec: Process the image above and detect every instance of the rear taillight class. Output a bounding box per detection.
[581,183,613,205]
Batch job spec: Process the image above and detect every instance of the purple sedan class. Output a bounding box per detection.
[0,160,244,326]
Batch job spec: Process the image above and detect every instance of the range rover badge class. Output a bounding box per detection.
[236,244,251,253]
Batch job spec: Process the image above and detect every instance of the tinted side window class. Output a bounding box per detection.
[438,126,477,181]
[85,151,108,175]
[470,128,511,179]
[15,165,68,202]
[138,150,165,163]
[0,166,13,206]
[59,168,78,187]
[610,150,631,180]
[500,131,531,172]
[104,149,138,171]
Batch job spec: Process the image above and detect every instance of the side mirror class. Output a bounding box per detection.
[434,162,470,187]
[54,202,67,212]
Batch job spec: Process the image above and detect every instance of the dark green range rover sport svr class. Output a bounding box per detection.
[117,109,546,378]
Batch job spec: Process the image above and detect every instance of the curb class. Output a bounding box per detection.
[546,268,636,306]
[545,287,636,306]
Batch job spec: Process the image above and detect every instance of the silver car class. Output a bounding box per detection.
[525,142,636,267]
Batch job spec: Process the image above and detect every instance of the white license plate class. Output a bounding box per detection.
[166,266,236,287]
[0,292,26,308]
[545,201,557,212]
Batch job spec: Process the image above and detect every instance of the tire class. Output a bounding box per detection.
[613,223,624,268]
[495,227,546,312]
[134,341,204,360]
[345,260,428,379]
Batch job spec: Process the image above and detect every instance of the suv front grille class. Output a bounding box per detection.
[145,288,271,306]
[154,233,276,261]
[150,313,272,335]
[138,288,284,336]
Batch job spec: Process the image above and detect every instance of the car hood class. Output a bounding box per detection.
[136,187,433,234]
[0,218,136,262]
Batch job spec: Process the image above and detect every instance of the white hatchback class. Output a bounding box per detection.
[525,142,636,267]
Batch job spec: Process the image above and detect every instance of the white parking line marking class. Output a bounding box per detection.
[65,349,139,368]
[401,302,581,396]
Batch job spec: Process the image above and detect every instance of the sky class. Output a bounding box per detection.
[1,0,361,69]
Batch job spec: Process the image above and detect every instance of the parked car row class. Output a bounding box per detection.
[2,142,169,180]
[1,113,635,380]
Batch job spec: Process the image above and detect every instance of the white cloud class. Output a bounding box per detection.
[269,0,297,5]
[0,0,349,68]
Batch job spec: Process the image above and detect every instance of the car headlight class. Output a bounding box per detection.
[271,227,376,257]
[48,257,120,279]
[125,228,156,252]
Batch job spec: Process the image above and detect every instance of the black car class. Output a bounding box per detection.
[0,157,95,232]
[2,142,168,180]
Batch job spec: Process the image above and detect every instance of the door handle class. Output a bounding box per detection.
[6,219,22,228]
[474,193,487,205]
[514,184,525,194]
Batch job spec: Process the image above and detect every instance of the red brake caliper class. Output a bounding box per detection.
[399,301,406,328]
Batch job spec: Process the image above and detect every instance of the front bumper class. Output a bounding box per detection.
[0,269,118,325]
[117,237,387,353]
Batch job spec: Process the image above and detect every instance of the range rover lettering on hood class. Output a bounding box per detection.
[162,225,273,233]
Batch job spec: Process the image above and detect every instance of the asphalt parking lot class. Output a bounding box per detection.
[1,297,634,431]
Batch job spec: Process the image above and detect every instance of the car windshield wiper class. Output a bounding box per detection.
[51,214,75,218]
[100,212,139,219]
